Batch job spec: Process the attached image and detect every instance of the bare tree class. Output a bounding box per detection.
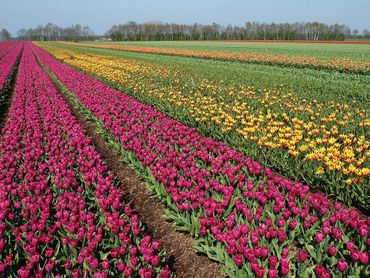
[0,28,11,41]
[16,28,27,39]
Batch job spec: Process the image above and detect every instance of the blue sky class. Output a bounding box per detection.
[1,0,369,35]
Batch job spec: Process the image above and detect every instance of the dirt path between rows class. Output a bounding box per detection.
[51,73,223,278]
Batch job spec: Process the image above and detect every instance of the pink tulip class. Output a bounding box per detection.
[45,260,55,271]
[332,227,343,240]
[328,245,336,256]
[233,254,244,267]
[289,219,297,229]
[0,239,4,253]
[337,259,348,272]
[124,266,133,277]
[316,232,325,243]
[117,262,125,272]
[346,240,355,251]
[268,269,278,278]
[299,250,309,262]
[269,256,278,268]
[359,252,369,264]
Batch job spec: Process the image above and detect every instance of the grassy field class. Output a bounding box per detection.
[87,40,370,61]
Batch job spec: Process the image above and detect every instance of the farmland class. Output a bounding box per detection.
[0,40,369,277]
[0,42,172,277]
[77,40,370,61]
[37,41,370,211]
[57,41,370,74]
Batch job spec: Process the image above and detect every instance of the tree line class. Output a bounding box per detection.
[1,23,95,41]
[1,21,370,41]
[106,21,370,41]
[0,29,12,41]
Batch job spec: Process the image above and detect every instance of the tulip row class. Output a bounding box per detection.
[57,41,370,74]
[33,44,369,277]
[0,42,23,94]
[0,43,171,277]
[0,42,20,61]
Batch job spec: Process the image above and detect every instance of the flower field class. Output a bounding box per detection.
[57,41,370,74]
[26,43,369,277]
[35,42,370,213]
[0,43,171,277]
[0,42,22,106]
[0,42,21,61]
[0,40,369,277]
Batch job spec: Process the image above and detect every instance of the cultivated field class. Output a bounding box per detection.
[58,41,370,74]
[88,40,370,61]
[0,40,369,277]
[40,41,370,210]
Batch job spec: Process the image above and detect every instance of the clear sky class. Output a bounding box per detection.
[1,0,369,35]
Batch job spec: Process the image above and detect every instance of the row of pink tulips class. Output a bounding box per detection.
[0,42,20,61]
[33,44,370,277]
[0,42,23,93]
[0,43,171,277]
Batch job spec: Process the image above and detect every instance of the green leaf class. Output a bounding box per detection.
[305,244,317,260]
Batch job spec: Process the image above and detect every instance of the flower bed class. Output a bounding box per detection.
[0,43,171,277]
[0,42,22,93]
[58,41,370,74]
[34,44,370,277]
[34,43,370,212]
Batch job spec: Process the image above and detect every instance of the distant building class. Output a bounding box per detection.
[96,37,112,41]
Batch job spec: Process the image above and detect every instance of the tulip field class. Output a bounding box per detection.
[0,42,22,112]
[36,41,370,213]
[58,41,370,74]
[0,43,171,277]
[0,40,369,277]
